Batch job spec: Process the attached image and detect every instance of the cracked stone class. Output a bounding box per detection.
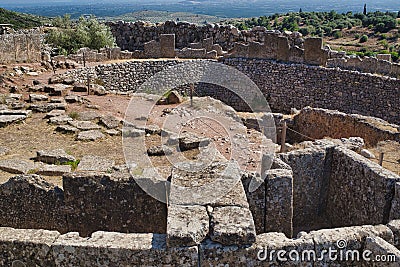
[0,159,35,174]
[167,205,209,247]
[210,206,256,246]
[55,125,79,134]
[36,149,76,164]
[49,115,73,125]
[69,120,101,130]
[78,155,115,172]
[76,130,105,141]
[99,115,120,129]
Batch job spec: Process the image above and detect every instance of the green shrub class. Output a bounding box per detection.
[360,35,368,43]
[46,15,115,54]
[333,30,342,39]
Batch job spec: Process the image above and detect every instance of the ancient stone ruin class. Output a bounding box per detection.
[0,19,399,266]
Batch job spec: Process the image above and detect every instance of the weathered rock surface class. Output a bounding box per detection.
[0,228,60,267]
[77,111,101,121]
[63,172,167,236]
[55,125,79,134]
[76,130,105,141]
[77,155,114,172]
[45,109,65,119]
[48,115,73,125]
[0,175,66,232]
[0,159,34,174]
[29,94,48,102]
[35,163,72,176]
[51,232,198,266]
[167,205,209,247]
[0,115,26,127]
[179,134,211,151]
[36,149,76,164]
[29,103,66,113]
[99,115,120,129]
[64,95,81,103]
[360,148,376,159]
[122,128,145,138]
[69,120,101,130]
[147,145,174,156]
[209,206,256,246]
[105,129,120,136]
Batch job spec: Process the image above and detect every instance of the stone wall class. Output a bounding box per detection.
[61,58,400,125]
[0,173,167,236]
[1,223,399,266]
[291,107,400,146]
[107,20,258,51]
[279,146,332,234]
[327,147,400,227]
[327,56,400,78]
[0,32,43,63]
[222,58,400,125]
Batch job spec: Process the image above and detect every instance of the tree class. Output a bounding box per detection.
[363,4,367,15]
[46,15,115,55]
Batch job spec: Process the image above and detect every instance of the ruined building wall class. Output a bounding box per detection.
[222,58,400,125]
[0,32,43,63]
[0,173,167,236]
[326,147,400,228]
[107,21,263,51]
[291,107,400,147]
[62,58,400,125]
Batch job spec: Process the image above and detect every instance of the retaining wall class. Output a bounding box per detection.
[61,58,400,125]
[0,32,43,63]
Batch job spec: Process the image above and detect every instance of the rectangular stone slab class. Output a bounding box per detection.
[210,206,256,246]
[167,205,209,247]
[169,161,242,206]
[52,232,198,266]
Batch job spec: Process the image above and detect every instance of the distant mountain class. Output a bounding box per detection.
[1,0,399,19]
[102,10,221,24]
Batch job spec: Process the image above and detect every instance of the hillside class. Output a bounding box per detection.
[102,10,221,25]
[0,8,45,29]
[227,10,400,62]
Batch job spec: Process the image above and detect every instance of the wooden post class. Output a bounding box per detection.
[379,152,384,166]
[280,122,287,153]
[50,57,56,74]
[87,72,90,95]
[83,52,86,67]
[190,83,194,107]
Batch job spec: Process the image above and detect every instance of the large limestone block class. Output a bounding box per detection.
[167,205,209,247]
[210,206,256,246]
[52,232,198,266]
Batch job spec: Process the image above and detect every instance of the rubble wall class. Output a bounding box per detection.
[0,33,42,63]
[61,58,400,125]
[0,173,167,236]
